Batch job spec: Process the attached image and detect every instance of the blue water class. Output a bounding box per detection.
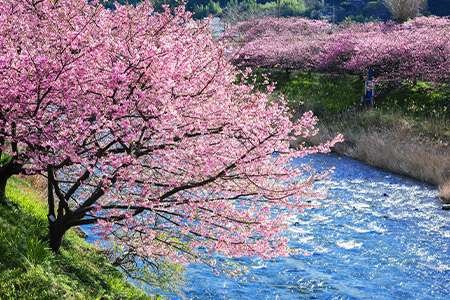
[174,153,449,299]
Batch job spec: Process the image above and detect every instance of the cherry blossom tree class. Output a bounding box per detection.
[229,17,333,70]
[0,0,342,276]
[230,16,450,85]
[316,17,450,84]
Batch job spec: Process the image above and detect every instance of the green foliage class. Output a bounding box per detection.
[0,178,152,299]
[239,69,363,115]
[23,237,53,267]
[193,0,222,18]
[377,82,450,120]
[244,69,449,146]
[102,243,187,295]
[269,71,364,116]
[256,70,449,145]
[135,259,187,294]
[258,0,306,16]
[257,71,448,125]
[0,153,12,167]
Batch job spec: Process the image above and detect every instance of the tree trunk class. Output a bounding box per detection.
[48,215,70,253]
[0,160,23,205]
[0,175,7,205]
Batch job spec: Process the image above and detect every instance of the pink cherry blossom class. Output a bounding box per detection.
[230,16,450,84]
[0,0,342,276]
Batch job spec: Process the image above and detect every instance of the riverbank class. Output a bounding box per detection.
[179,152,450,299]
[260,70,450,203]
[291,109,450,203]
[0,176,152,299]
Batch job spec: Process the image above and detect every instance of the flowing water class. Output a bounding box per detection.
[83,153,449,299]
[175,153,449,299]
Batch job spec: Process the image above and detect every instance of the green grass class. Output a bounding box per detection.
[280,72,365,115]
[377,82,450,120]
[251,69,448,116]
[256,70,449,142]
[266,70,449,188]
[0,176,152,300]
[248,70,365,115]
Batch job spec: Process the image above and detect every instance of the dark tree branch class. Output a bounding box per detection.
[48,167,71,216]
[65,169,90,200]
[47,166,55,218]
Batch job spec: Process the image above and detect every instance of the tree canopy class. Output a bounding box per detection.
[0,0,341,277]
[230,16,450,85]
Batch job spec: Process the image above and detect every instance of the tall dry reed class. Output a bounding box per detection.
[294,124,450,201]
[437,182,450,203]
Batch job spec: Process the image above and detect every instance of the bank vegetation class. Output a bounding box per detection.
[266,71,450,203]
[0,176,152,299]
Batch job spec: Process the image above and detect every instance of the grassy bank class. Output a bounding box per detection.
[264,71,450,202]
[294,109,450,189]
[0,176,152,299]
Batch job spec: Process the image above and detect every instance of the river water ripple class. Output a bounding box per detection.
[177,153,449,299]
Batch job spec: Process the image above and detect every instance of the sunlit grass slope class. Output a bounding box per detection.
[264,71,450,199]
[0,176,151,300]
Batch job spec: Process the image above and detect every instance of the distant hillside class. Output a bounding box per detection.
[103,0,449,21]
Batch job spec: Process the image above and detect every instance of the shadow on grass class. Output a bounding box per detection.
[0,177,150,299]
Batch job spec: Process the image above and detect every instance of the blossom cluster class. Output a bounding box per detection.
[0,0,342,272]
[231,16,450,84]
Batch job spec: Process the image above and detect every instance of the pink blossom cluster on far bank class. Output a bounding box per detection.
[230,16,450,85]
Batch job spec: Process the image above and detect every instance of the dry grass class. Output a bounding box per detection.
[437,182,450,204]
[293,119,450,200]
[28,174,48,200]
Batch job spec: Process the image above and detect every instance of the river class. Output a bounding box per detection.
[82,152,449,299]
[174,153,449,299]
